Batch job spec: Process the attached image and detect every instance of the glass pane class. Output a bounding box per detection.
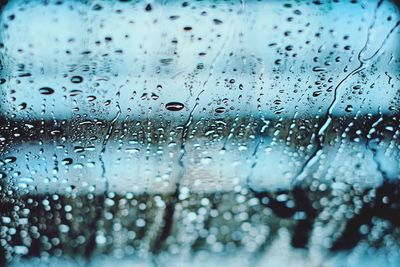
[0,0,399,266]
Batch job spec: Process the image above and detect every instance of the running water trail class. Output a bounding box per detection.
[99,89,122,195]
[150,90,204,256]
[176,90,205,189]
[246,117,270,188]
[292,1,399,185]
[151,15,236,252]
[366,108,389,181]
[174,13,238,189]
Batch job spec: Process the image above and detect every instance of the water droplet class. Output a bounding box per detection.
[145,3,152,11]
[312,66,326,72]
[165,102,184,111]
[87,95,96,101]
[312,90,322,97]
[70,76,83,84]
[39,87,55,95]
[125,147,140,154]
[141,93,148,100]
[151,93,159,100]
[69,89,83,96]
[215,107,225,114]
[345,105,353,112]
[4,156,17,163]
[201,157,213,164]
[285,45,293,51]
[61,158,73,165]
[213,18,223,25]
[18,102,27,110]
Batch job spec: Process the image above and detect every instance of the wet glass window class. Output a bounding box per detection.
[0,0,399,266]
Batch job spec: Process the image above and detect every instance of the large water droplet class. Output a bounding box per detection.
[70,76,83,84]
[39,87,55,95]
[165,102,184,111]
[215,107,226,114]
[61,158,73,165]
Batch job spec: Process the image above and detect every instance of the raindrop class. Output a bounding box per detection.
[312,66,326,72]
[92,3,102,11]
[69,89,83,96]
[87,95,97,101]
[215,107,225,114]
[61,158,73,165]
[151,93,159,100]
[285,45,293,51]
[141,93,148,100]
[18,102,27,110]
[201,157,213,164]
[345,105,353,112]
[165,102,184,111]
[145,3,152,12]
[4,156,17,163]
[213,19,223,25]
[39,87,55,95]
[125,147,140,154]
[70,76,83,84]
[312,90,322,97]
